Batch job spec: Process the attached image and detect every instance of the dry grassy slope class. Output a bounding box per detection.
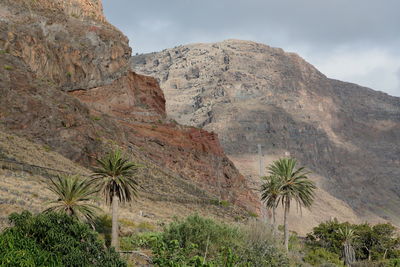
[132,39,400,232]
[0,130,250,231]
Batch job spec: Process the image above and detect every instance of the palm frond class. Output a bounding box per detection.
[44,175,100,223]
[264,158,316,212]
[90,150,141,205]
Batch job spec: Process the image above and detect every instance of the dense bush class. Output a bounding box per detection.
[161,214,240,258]
[122,214,289,266]
[237,219,289,266]
[306,218,400,264]
[0,211,126,266]
[303,248,344,266]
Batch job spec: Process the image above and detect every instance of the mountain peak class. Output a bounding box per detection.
[133,40,400,233]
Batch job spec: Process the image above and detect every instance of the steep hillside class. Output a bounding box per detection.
[0,130,248,231]
[132,40,400,232]
[0,1,259,222]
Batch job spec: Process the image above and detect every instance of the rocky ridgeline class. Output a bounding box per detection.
[133,40,400,225]
[0,3,259,213]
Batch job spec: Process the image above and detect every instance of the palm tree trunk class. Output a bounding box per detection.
[343,242,356,267]
[284,198,289,252]
[111,194,119,250]
[272,206,277,234]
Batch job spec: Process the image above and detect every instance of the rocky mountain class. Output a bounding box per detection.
[0,0,259,225]
[133,40,400,232]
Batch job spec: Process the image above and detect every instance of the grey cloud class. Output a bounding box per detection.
[103,0,400,51]
[102,0,400,96]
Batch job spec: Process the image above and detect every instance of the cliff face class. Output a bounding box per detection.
[132,40,400,228]
[0,3,259,214]
[1,0,130,91]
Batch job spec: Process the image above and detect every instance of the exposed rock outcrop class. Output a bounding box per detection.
[132,40,400,229]
[0,3,259,214]
[1,0,130,91]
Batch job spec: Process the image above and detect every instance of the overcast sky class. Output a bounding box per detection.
[103,0,400,97]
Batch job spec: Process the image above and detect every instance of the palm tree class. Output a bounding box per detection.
[338,226,357,266]
[260,175,281,233]
[90,150,141,249]
[44,175,100,223]
[268,158,316,251]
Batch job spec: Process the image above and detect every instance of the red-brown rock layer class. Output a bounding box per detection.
[0,1,260,213]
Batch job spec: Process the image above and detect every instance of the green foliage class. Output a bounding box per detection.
[95,214,112,247]
[161,214,239,259]
[306,219,400,262]
[90,115,102,121]
[237,220,289,266]
[267,158,316,210]
[211,199,230,207]
[306,218,349,255]
[120,231,162,251]
[124,215,289,266]
[3,65,13,70]
[42,144,52,152]
[137,221,156,232]
[351,259,400,267]
[91,149,141,204]
[260,174,281,209]
[289,232,302,252]
[44,175,100,223]
[0,211,126,266]
[304,248,344,266]
[0,230,61,266]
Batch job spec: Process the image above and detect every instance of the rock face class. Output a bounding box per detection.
[1,0,130,91]
[132,40,400,227]
[0,3,259,213]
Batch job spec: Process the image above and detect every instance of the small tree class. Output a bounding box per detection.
[44,175,100,223]
[267,158,316,251]
[338,226,356,266]
[91,150,141,249]
[260,175,281,233]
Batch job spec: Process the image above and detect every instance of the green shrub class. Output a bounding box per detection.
[0,211,126,266]
[151,215,289,266]
[161,214,239,259]
[119,215,290,266]
[210,199,230,207]
[137,221,156,232]
[120,232,161,251]
[95,214,112,247]
[237,220,289,267]
[306,219,400,261]
[91,115,102,121]
[304,248,344,266]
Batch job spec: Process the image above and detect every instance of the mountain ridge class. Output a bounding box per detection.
[132,39,400,233]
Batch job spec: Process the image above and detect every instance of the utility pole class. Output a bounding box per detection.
[258,144,264,177]
[258,144,269,222]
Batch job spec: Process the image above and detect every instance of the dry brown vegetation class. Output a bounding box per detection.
[0,130,250,232]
